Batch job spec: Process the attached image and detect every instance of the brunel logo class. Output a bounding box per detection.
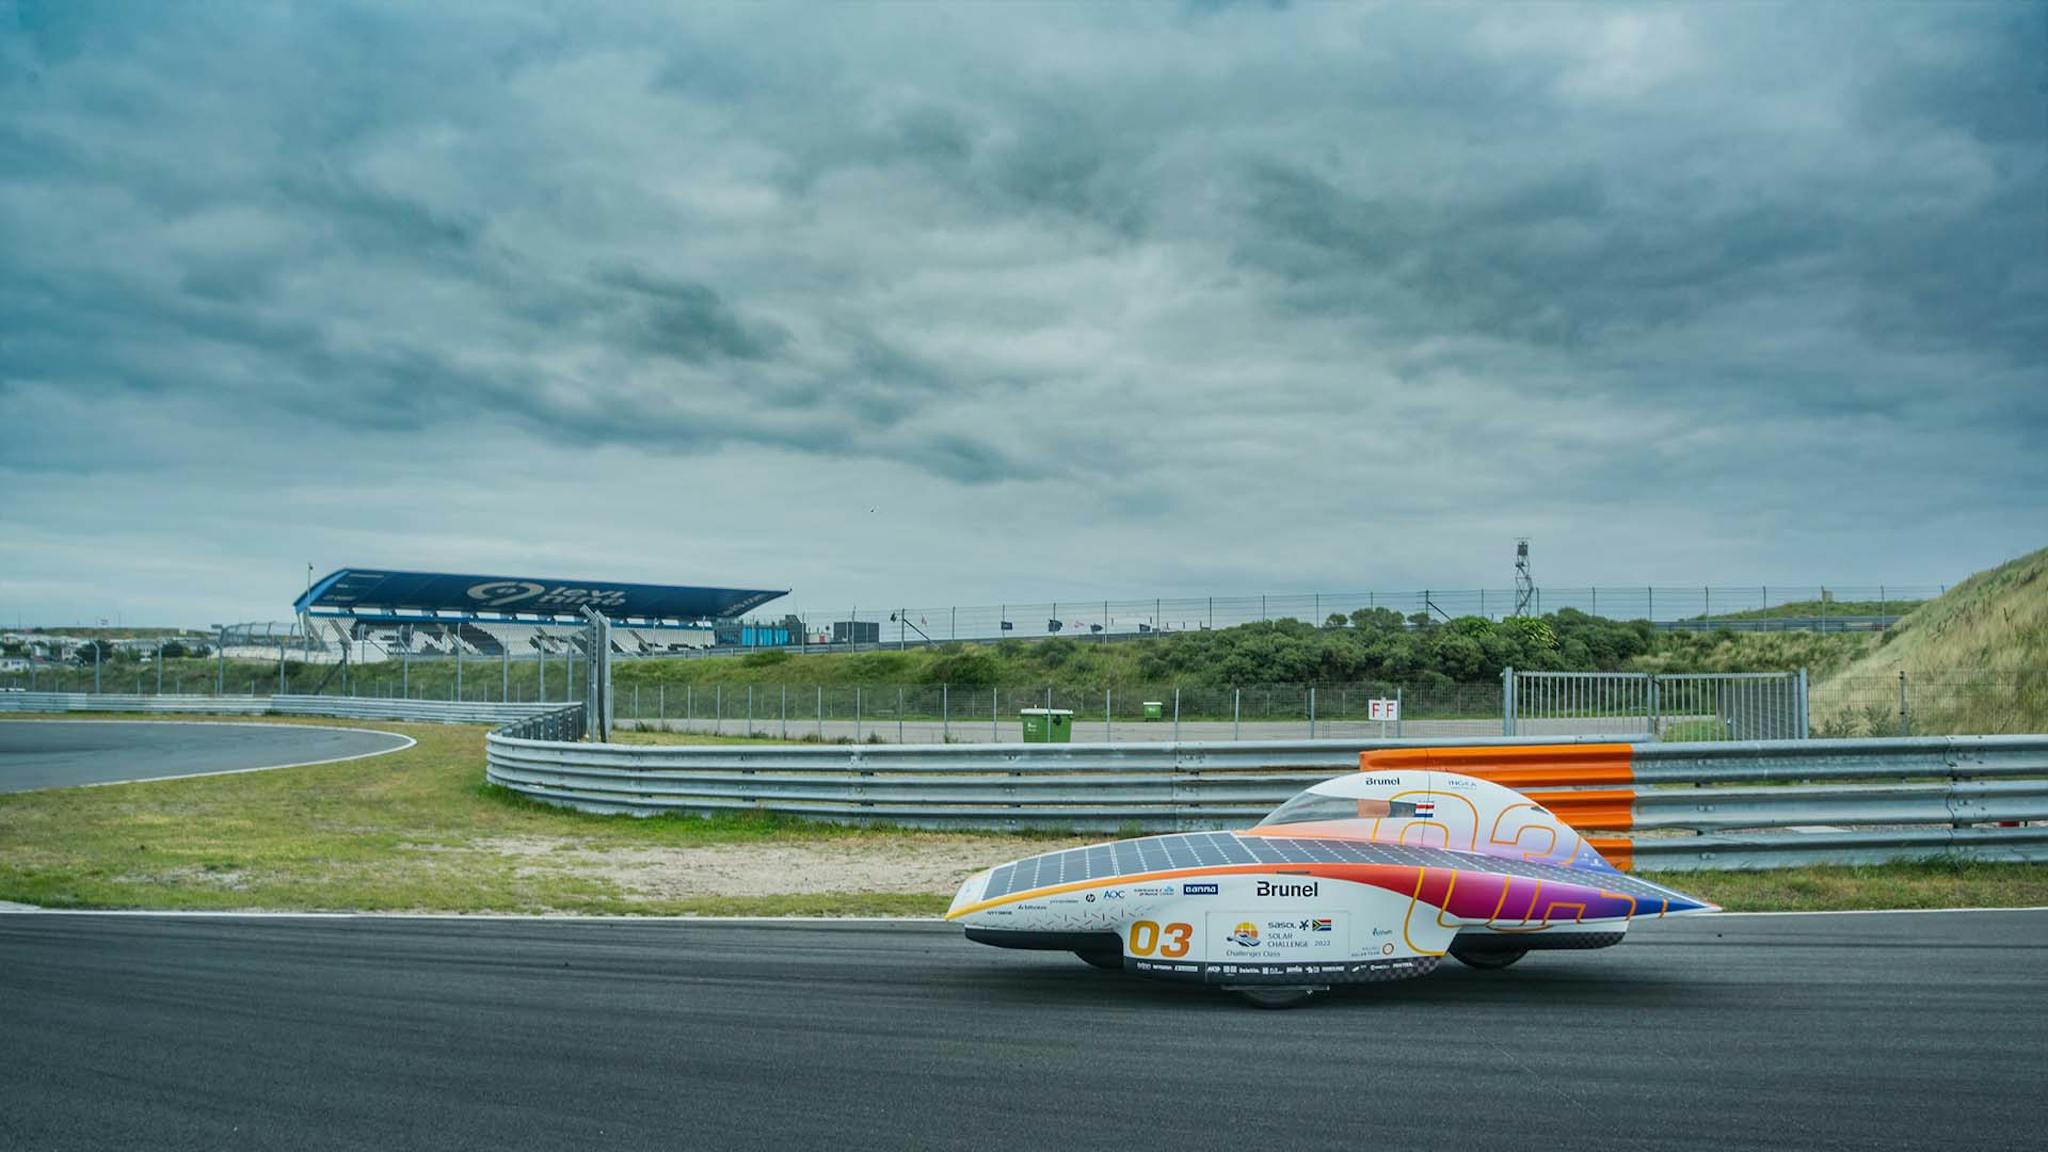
[1256,880,1318,898]
[467,581,630,611]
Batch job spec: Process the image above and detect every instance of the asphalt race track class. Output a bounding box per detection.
[0,721,412,793]
[2,910,2042,1151]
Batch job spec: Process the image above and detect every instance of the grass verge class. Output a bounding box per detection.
[1,714,2041,916]
[0,715,944,915]
[1658,858,2048,912]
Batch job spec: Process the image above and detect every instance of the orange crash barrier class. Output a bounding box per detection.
[1359,744,1646,854]
[1359,743,1638,790]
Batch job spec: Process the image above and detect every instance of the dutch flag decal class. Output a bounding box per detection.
[1414,799,1437,818]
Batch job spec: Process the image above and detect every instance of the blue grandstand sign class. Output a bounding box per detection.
[294,568,787,625]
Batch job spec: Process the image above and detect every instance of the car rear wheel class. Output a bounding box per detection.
[1232,986,1323,1009]
[1449,942,1530,970]
[1074,951,1123,970]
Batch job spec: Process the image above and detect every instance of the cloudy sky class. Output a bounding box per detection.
[2,1,2043,628]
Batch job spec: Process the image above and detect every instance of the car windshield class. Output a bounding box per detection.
[1256,791,1417,827]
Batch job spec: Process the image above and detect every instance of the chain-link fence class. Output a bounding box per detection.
[0,650,595,704]
[1810,673,2045,738]
[610,680,1503,743]
[9,659,2038,743]
[742,584,1943,649]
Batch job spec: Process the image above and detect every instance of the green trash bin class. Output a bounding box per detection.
[1142,701,1163,721]
[1020,708,1074,743]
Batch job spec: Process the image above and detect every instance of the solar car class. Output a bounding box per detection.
[948,766,1715,1007]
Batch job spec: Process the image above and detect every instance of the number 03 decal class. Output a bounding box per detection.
[1127,920,1193,958]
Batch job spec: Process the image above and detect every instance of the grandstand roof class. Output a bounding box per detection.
[294,568,786,625]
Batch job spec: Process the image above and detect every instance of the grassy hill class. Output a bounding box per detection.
[1689,598,1921,621]
[1812,547,2047,735]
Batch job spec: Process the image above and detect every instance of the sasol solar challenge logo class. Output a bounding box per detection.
[1226,922,1261,948]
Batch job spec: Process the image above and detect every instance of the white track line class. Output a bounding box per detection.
[0,907,2041,921]
[0,909,936,922]
[1,719,417,792]
[1706,905,2048,917]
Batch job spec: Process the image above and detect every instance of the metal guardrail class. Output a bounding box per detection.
[496,704,588,743]
[0,691,559,726]
[482,730,2048,870]
[268,696,562,726]
[0,693,273,716]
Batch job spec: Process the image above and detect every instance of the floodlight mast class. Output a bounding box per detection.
[1514,539,1535,618]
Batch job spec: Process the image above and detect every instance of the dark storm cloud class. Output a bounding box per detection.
[0,0,2042,624]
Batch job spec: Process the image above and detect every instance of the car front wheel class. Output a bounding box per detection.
[1232,986,1323,1009]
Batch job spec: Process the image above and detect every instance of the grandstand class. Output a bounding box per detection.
[293,568,787,665]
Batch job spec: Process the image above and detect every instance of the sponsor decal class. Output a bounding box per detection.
[1084,893,1096,903]
[1227,922,1261,948]
[1181,882,1220,896]
[1274,918,1333,933]
[1131,885,1176,897]
[1256,880,1318,899]
[1100,890,1126,900]
[466,580,630,611]
[1382,943,1396,956]
[1371,926,1392,937]
[1358,776,1405,786]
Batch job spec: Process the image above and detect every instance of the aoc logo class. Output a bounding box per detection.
[1256,880,1318,899]
[1180,882,1220,896]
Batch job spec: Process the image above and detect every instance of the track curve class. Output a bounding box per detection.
[0,720,413,792]
[0,909,2040,1151]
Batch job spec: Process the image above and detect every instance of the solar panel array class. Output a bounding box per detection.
[979,832,1687,905]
